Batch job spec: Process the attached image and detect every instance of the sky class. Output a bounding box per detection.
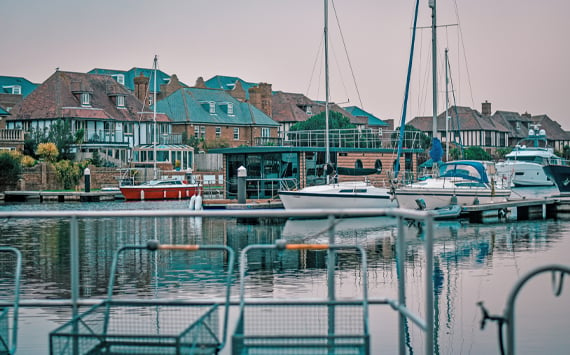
[2,0,570,129]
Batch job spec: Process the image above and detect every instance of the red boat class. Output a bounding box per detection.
[119,178,202,201]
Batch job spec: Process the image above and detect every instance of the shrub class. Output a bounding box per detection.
[0,152,22,190]
[54,160,82,190]
[37,142,59,163]
[21,155,36,167]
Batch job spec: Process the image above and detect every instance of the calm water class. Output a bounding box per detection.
[1,188,569,354]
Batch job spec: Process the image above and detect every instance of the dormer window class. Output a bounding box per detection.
[80,93,91,107]
[227,103,234,115]
[306,105,312,115]
[148,95,154,106]
[2,85,21,95]
[209,102,216,114]
[112,74,125,85]
[116,95,125,108]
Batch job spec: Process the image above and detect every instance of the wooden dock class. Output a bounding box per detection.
[3,190,121,202]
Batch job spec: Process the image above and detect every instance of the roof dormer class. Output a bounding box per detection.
[71,80,93,107]
[2,85,21,95]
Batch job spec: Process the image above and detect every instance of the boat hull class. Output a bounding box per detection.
[120,186,201,200]
[279,183,398,210]
[395,186,510,210]
[543,165,570,193]
[496,161,554,187]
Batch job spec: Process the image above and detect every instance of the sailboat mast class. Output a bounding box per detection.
[445,48,449,161]
[153,55,158,180]
[430,0,438,140]
[324,0,330,179]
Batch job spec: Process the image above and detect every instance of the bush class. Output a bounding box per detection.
[21,155,36,167]
[37,142,59,163]
[0,152,22,190]
[53,160,82,190]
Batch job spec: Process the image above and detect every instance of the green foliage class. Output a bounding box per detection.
[202,138,229,151]
[182,131,202,152]
[0,152,22,186]
[24,119,77,161]
[290,111,355,131]
[495,147,513,160]
[463,146,493,161]
[90,151,103,167]
[53,160,82,190]
[449,147,463,160]
[37,142,59,162]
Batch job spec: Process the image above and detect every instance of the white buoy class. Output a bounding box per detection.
[195,193,203,211]
[189,194,196,210]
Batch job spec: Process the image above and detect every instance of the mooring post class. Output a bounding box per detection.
[237,166,247,204]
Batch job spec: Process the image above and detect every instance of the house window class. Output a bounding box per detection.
[209,102,216,114]
[148,95,153,106]
[306,105,312,115]
[228,103,234,115]
[200,126,206,138]
[12,85,21,95]
[233,127,240,140]
[261,127,270,137]
[216,127,221,138]
[113,74,125,85]
[194,126,200,138]
[116,95,125,107]
[81,93,91,106]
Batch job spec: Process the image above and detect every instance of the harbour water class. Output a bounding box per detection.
[1,187,569,354]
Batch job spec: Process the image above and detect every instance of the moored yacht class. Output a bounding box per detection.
[496,126,561,187]
[394,160,511,210]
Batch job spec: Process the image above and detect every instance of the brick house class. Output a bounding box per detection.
[408,102,510,156]
[156,80,280,150]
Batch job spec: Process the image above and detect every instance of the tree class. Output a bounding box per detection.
[24,119,77,161]
[463,146,493,161]
[290,111,355,131]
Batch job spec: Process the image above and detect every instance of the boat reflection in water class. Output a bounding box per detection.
[0,202,569,354]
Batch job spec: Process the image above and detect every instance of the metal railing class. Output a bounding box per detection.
[0,208,437,355]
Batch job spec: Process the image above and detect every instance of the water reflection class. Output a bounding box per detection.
[0,202,569,354]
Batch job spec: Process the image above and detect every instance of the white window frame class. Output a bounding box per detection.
[306,105,312,115]
[113,74,125,85]
[233,127,240,140]
[81,93,91,106]
[200,126,206,138]
[215,127,221,138]
[209,102,216,114]
[227,103,234,115]
[116,95,125,107]
[261,127,270,137]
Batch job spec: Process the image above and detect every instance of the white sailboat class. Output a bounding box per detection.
[392,0,511,211]
[279,0,397,211]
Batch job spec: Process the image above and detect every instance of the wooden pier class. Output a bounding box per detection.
[2,190,121,202]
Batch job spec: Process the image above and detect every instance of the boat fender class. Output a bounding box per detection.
[189,194,197,210]
[195,194,203,211]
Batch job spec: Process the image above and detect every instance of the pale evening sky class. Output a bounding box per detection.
[2,0,569,129]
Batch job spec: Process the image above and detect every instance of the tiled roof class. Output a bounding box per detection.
[89,67,188,94]
[531,114,570,141]
[8,71,162,123]
[271,91,312,123]
[155,87,279,126]
[0,76,38,97]
[0,105,8,115]
[344,106,389,127]
[408,106,509,133]
[204,75,258,99]
[492,110,532,139]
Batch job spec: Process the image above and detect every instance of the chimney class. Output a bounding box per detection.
[134,73,149,104]
[248,83,272,117]
[194,77,206,88]
[481,101,491,116]
[228,80,246,102]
